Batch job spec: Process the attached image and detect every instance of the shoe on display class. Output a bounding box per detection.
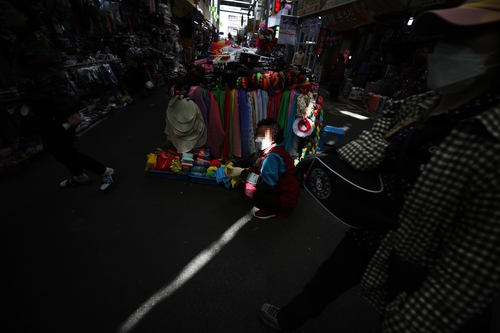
[100,167,118,192]
[253,209,276,219]
[59,177,92,188]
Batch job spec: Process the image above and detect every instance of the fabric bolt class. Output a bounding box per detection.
[277,90,291,129]
[239,89,251,157]
[189,166,206,174]
[207,91,225,159]
[247,92,256,155]
[202,88,211,122]
[232,89,242,158]
[267,93,274,119]
[214,167,232,188]
[254,90,261,123]
[212,85,226,127]
[189,86,208,126]
[284,94,299,152]
[222,89,232,160]
[193,157,210,167]
[262,90,269,121]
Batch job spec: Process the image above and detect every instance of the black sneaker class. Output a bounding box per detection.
[260,304,282,330]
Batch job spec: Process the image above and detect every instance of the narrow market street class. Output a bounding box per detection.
[3,87,380,333]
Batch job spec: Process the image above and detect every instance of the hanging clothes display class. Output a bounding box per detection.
[183,69,324,163]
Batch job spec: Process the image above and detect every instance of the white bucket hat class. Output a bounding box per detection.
[164,96,207,152]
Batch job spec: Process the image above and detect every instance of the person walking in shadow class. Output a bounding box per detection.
[0,0,117,191]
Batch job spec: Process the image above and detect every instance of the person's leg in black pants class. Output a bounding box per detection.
[331,84,341,101]
[276,230,371,332]
[36,117,106,176]
[253,190,281,213]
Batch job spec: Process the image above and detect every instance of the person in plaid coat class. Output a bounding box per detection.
[260,1,500,332]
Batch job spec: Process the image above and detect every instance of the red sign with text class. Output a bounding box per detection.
[315,28,328,56]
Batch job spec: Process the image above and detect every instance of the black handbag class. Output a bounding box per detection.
[303,151,397,230]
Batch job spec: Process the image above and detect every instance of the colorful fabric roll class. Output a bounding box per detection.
[238,89,250,157]
[210,159,222,167]
[190,166,207,174]
[284,93,299,153]
[193,148,211,160]
[193,158,210,167]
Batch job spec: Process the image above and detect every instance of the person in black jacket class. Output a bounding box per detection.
[0,0,117,191]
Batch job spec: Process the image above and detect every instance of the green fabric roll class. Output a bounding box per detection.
[277,90,291,130]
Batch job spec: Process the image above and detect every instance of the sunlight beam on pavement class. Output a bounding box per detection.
[339,110,369,120]
[117,208,257,333]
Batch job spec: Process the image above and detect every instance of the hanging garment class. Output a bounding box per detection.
[207,91,225,159]
[239,89,251,157]
[284,93,299,153]
[222,89,232,160]
[189,86,208,126]
[277,90,291,130]
[254,90,261,123]
[247,92,256,155]
[212,85,226,127]
[232,89,242,158]
[261,90,269,121]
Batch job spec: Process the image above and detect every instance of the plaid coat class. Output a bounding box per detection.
[338,90,500,332]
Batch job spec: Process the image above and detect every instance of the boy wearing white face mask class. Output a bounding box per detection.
[260,1,500,332]
[225,118,299,220]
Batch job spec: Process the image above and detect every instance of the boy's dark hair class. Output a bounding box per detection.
[257,118,284,144]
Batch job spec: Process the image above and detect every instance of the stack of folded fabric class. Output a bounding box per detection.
[181,152,194,174]
[188,148,225,179]
[164,96,207,153]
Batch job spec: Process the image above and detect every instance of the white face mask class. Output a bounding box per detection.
[427,41,499,94]
[255,137,272,151]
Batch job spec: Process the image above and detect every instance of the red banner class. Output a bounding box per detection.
[315,28,328,56]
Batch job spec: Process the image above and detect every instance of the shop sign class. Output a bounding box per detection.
[328,34,343,46]
[320,0,357,11]
[322,2,376,32]
[309,17,320,33]
[274,0,281,13]
[278,15,299,45]
[297,0,321,17]
[315,28,328,56]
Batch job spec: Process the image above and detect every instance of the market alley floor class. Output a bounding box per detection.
[4,87,379,333]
